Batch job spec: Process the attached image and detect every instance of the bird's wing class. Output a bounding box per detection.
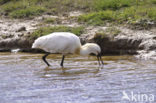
[40,33,81,53]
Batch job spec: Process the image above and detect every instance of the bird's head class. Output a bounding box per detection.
[80,43,104,65]
[80,43,100,55]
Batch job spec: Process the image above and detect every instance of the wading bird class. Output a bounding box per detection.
[32,32,104,67]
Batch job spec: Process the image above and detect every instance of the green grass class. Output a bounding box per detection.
[93,0,134,11]
[94,27,121,39]
[147,7,156,21]
[0,0,91,18]
[30,26,84,39]
[1,0,46,18]
[117,6,142,23]
[0,0,156,28]
[0,0,136,18]
[1,0,28,16]
[78,10,116,26]
[117,6,156,25]
[78,5,156,26]
[43,17,60,24]
[43,18,56,23]
[9,6,45,18]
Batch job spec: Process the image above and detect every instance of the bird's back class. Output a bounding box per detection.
[32,32,81,54]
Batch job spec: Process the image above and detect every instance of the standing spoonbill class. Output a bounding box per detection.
[32,32,104,67]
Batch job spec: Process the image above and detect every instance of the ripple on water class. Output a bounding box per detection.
[0,53,156,103]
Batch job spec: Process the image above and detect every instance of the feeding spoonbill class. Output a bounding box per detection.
[32,32,104,67]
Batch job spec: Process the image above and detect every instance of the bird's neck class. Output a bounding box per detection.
[79,46,90,56]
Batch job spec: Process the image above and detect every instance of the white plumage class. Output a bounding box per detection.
[32,32,81,54]
[32,32,103,67]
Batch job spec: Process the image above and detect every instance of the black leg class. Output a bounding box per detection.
[97,53,104,65]
[99,54,104,65]
[97,55,101,65]
[60,55,65,67]
[42,53,50,66]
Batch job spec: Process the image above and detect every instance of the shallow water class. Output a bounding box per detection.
[0,52,156,103]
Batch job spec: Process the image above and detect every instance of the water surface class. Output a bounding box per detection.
[0,52,156,103]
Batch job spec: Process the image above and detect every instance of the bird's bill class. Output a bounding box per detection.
[97,53,104,65]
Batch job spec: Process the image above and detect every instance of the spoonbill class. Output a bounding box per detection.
[32,32,104,67]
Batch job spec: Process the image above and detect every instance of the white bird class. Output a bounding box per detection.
[32,32,104,67]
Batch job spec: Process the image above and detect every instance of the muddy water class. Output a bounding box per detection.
[0,52,156,103]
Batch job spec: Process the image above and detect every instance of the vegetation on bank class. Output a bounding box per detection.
[78,0,156,27]
[29,26,84,39]
[0,0,92,18]
[78,6,156,27]
[0,0,156,28]
[94,27,121,39]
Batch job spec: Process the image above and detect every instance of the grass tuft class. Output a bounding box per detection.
[9,6,45,18]
[93,0,134,11]
[147,7,156,21]
[78,10,115,26]
[94,27,121,39]
[30,26,84,39]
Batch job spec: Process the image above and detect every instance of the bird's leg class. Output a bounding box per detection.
[97,53,104,65]
[42,53,50,66]
[60,55,65,67]
[99,53,104,65]
[97,55,101,65]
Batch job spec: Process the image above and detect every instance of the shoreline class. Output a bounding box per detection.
[0,14,156,60]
